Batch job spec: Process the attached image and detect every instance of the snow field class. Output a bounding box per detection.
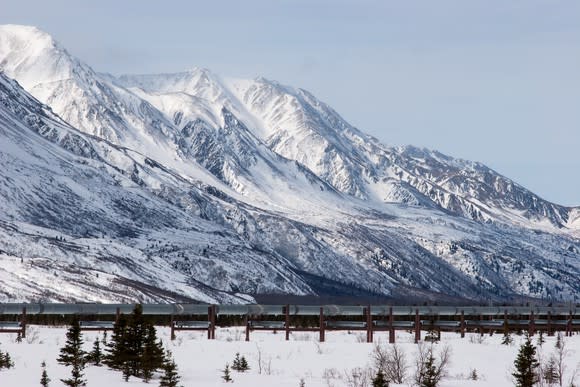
[0,326,579,386]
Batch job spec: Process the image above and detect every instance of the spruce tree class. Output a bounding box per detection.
[239,356,249,372]
[58,318,86,366]
[105,313,128,370]
[512,334,539,387]
[124,304,146,377]
[501,320,513,345]
[41,361,51,387]
[159,351,182,387]
[222,363,233,383]
[420,352,439,387]
[232,353,241,371]
[142,325,165,382]
[58,318,87,387]
[87,338,103,366]
[0,350,13,369]
[469,369,478,381]
[372,369,389,387]
[105,305,165,381]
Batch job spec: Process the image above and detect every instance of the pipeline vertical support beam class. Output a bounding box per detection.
[366,306,373,343]
[414,309,420,344]
[363,307,368,342]
[479,314,484,337]
[547,311,553,336]
[503,309,510,332]
[21,307,27,339]
[529,310,535,336]
[284,304,290,341]
[170,314,176,341]
[245,314,250,342]
[115,307,121,324]
[207,306,212,340]
[389,307,395,344]
[460,310,465,338]
[319,307,325,343]
[211,305,217,340]
[567,311,572,337]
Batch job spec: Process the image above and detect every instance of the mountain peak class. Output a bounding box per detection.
[0,24,52,41]
[0,24,62,59]
[0,24,82,90]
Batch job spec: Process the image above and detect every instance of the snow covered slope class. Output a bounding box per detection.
[0,24,579,303]
[0,72,316,302]
[123,72,573,230]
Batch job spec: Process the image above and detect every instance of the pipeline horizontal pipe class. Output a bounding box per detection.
[0,303,578,317]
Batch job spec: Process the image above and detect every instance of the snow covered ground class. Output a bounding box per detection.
[1,326,578,386]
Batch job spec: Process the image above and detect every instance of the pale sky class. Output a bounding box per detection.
[2,0,579,206]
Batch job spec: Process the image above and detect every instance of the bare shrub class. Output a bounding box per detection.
[355,333,367,343]
[554,332,568,387]
[314,342,324,355]
[25,326,40,344]
[468,333,486,344]
[293,333,313,342]
[372,342,408,384]
[344,367,372,387]
[322,368,341,387]
[255,343,273,375]
[414,343,451,387]
[233,327,243,341]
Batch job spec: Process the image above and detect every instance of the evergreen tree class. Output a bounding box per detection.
[239,356,249,372]
[117,304,147,378]
[222,363,233,383]
[501,320,513,345]
[105,305,166,381]
[372,369,389,387]
[159,351,182,387]
[62,362,86,387]
[232,352,241,371]
[87,338,103,366]
[299,378,306,387]
[420,352,439,387]
[58,318,87,387]
[142,325,165,382]
[41,361,51,387]
[105,313,128,370]
[469,369,478,381]
[512,334,539,387]
[0,350,14,369]
[58,318,86,366]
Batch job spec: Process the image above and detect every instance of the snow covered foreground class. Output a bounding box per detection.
[1,327,579,386]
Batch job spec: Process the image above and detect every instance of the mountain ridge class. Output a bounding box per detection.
[0,24,578,303]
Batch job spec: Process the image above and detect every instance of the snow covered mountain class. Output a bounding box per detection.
[0,24,578,303]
